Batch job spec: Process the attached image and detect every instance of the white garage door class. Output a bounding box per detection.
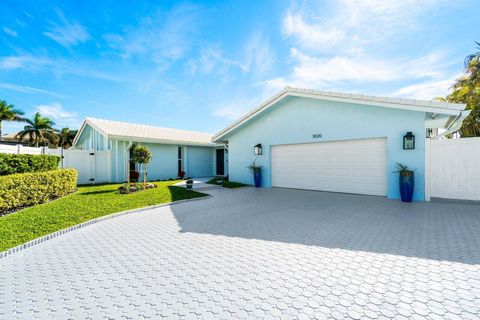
[271,138,387,196]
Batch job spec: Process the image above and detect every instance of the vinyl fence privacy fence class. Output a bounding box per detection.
[426,137,480,201]
[0,144,111,185]
[62,150,111,184]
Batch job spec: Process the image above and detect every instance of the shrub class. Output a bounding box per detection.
[0,169,77,213]
[0,154,60,176]
[118,182,157,194]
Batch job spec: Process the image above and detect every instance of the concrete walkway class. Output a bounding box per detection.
[1,187,480,319]
[174,177,222,190]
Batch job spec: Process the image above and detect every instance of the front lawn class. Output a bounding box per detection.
[206,177,249,188]
[0,180,207,252]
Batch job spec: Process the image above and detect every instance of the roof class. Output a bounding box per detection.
[74,118,215,146]
[213,86,469,141]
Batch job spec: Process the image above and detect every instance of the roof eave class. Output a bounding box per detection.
[109,135,217,147]
[213,88,465,142]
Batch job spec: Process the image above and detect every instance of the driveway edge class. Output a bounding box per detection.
[0,195,212,259]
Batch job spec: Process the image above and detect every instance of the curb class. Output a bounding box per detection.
[0,195,212,259]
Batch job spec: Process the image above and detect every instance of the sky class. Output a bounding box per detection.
[0,0,479,135]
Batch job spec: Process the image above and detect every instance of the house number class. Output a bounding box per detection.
[312,133,323,139]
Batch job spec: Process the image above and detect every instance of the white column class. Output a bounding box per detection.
[424,139,431,201]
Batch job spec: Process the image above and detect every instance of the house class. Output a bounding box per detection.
[213,87,470,201]
[73,118,227,182]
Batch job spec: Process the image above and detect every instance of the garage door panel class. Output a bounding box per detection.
[271,138,387,196]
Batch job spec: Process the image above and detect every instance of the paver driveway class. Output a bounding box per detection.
[1,187,480,319]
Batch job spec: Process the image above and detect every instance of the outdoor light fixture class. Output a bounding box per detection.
[254,143,263,155]
[403,132,415,150]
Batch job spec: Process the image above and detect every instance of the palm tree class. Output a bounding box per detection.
[57,128,78,149]
[446,42,480,137]
[0,100,24,141]
[16,112,55,147]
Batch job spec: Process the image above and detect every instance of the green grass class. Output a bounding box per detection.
[0,180,207,252]
[206,177,249,189]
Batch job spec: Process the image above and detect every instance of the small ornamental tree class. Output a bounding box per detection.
[130,145,152,187]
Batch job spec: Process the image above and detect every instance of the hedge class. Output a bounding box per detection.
[0,169,77,213]
[0,154,61,176]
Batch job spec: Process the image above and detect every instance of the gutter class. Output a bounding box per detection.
[433,110,471,139]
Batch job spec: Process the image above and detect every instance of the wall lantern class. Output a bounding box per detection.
[403,132,415,150]
[254,143,263,155]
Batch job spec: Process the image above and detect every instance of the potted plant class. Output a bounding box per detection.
[395,162,415,202]
[248,159,262,188]
[186,179,193,190]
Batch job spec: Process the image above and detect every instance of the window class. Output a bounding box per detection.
[178,146,183,174]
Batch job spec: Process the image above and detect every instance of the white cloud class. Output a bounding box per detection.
[392,77,459,100]
[188,45,243,75]
[0,56,25,69]
[3,27,18,37]
[104,3,202,69]
[269,0,457,96]
[283,0,449,53]
[0,82,65,98]
[35,103,80,128]
[43,11,90,47]
[264,48,451,90]
[212,98,260,121]
[243,31,275,75]
[0,54,123,83]
[283,12,345,50]
[0,55,53,70]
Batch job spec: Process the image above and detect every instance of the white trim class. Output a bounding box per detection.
[213,87,467,142]
[108,134,217,147]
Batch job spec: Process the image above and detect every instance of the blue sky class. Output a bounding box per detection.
[1,0,479,135]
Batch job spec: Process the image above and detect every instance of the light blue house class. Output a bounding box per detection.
[73,118,227,182]
[213,87,469,201]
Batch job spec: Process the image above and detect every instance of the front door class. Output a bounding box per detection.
[216,149,224,175]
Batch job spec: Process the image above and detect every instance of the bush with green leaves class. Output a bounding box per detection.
[0,154,60,176]
[0,169,77,213]
[130,145,152,186]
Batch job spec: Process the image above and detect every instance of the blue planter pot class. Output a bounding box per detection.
[253,170,261,188]
[399,171,414,202]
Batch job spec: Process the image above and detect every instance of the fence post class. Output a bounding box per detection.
[424,139,431,201]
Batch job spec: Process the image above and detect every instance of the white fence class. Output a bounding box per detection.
[0,144,49,155]
[1,144,112,185]
[426,137,480,201]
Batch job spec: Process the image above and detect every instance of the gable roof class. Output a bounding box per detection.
[213,86,469,141]
[73,117,215,146]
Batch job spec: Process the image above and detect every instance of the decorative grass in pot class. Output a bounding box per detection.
[395,163,415,202]
[248,159,262,188]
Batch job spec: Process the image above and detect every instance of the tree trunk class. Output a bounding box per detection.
[143,163,147,188]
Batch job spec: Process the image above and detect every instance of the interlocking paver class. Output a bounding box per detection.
[1,187,480,319]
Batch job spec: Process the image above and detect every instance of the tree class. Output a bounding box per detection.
[446,42,480,137]
[130,145,152,187]
[0,100,24,140]
[16,112,55,147]
[57,128,78,149]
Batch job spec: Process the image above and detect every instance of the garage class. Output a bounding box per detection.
[271,138,387,196]
[213,87,470,201]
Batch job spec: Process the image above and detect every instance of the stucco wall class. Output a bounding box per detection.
[186,146,214,177]
[110,140,214,182]
[224,96,426,201]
